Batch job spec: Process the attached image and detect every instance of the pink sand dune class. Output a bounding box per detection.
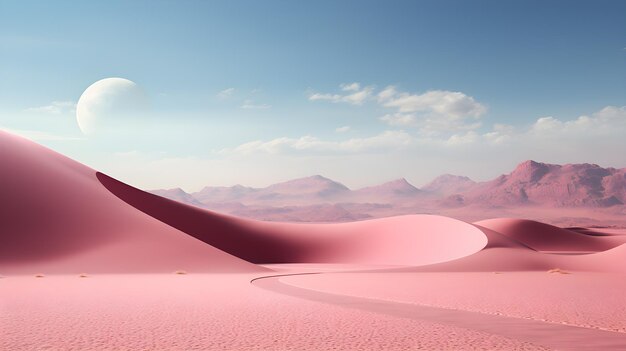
[1,130,489,273]
[0,130,263,274]
[350,218,626,273]
[475,218,624,252]
[392,227,626,274]
[98,172,488,266]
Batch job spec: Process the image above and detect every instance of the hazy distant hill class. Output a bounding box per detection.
[150,160,626,225]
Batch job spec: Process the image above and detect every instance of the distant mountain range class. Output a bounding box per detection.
[150,160,626,225]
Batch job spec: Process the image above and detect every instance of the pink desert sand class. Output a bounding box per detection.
[2,129,626,350]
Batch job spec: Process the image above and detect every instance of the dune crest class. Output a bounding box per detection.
[475,218,623,252]
[0,130,264,274]
[98,171,488,266]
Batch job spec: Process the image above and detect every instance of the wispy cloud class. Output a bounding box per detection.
[24,101,76,115]
[308,82,373,105]
[216,88,235,99]
[379,113,417,127]
[220,105,626,159]
[222,130,413,155]
[240,100,271,109]
[340,82,361,92]
[528,105,626,138]
[460,105,626,149]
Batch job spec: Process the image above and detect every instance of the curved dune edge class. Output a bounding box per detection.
[97,172,488,266]
[384,241,626,274]
[0,130,264,274]
[475,218,624,252]
[473,224,536,250]
[358,220,626,273]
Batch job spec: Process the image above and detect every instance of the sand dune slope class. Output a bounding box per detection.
[0,131,264,274]
[392,219,626,273]
[475,218,623,252]
[99,171,489,266]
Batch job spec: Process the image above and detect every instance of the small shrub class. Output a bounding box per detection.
[547,268,570,274]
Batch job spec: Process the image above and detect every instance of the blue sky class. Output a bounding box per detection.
[1,0,625,190]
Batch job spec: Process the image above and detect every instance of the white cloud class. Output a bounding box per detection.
[530,106,626,137]
[223,130,413,155]
[24,101,76,115]
[379,113,417,127]
[419,115,482,136]
[340,82,361,91]
[482,124,515,144]
[335,126,351,133]
[377,86,397,102]
[379,87,487,117]
[420,104,626,151]
[469,105,626,151]
[309,93,342,102]
[377,87,486,136]
[308,83,373,105]
[240,100,271,109]
[445,131,479,146]
[343,87,373,105]
[380,111,481,136]
[310,83,486,135]
[216,88,235,99]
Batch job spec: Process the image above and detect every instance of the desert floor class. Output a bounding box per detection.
[3,264,626,351]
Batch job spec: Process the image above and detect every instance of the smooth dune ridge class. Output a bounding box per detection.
[378,220,626,274]
[475,218,624,252]
[98,171,488,266]
[0,130,264,274]
[0,129,487,273]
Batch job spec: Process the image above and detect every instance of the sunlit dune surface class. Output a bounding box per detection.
[0,130,262,274]
[475,218,626,252]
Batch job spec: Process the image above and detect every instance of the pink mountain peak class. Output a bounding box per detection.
[422,174,476,196]
[357,178,420,195]
[266,175,350,194]
[509,160,553,183]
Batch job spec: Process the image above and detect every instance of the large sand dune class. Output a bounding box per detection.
[384,220,626,273]
[0,130,488,272]
[99,171,488,266]
[0,130,262,274]
[475,218,624,252]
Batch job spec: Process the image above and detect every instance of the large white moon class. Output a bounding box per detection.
[76,77,148,135]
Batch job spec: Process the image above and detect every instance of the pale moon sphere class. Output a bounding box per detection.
[76,78,148,135]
